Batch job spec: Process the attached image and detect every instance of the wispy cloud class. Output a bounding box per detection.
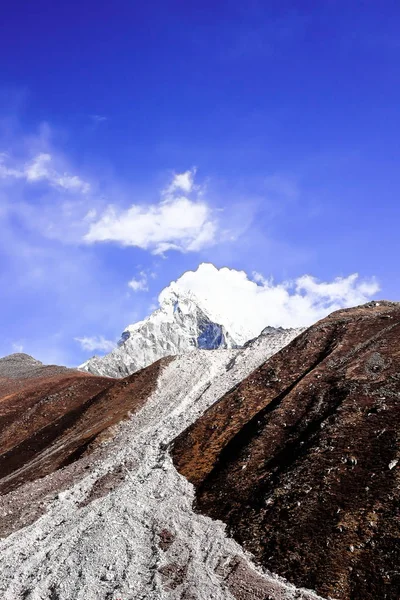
[74,335,115,353]
[128,271,149,292]
[0,152,90,193]
[163,168,197,195]
[0,144,241,256]
[12,342,24,353]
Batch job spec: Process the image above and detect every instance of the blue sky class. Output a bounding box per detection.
[0,1,399,365]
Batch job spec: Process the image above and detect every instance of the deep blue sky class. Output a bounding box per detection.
[0,1,399,365]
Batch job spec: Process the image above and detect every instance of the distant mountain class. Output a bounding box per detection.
[0,352,75,397]
[79,289,240,377]
[0,352,68,379]
[80,288,305,378]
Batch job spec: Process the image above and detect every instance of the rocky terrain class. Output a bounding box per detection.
[0,327,309,599]
[172,301,400,600]
[0,353,167,497]
[1,301,398,599]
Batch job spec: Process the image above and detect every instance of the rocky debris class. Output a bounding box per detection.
[0,330,317,599]
[216,556,318,600]
[159,562,189,590]
[77,460,136,508]
[172,301,400,600]
[158,528,176,551]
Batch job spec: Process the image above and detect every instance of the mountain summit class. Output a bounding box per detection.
[80,289,238,377]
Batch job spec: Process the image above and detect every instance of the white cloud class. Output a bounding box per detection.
[159,263,380,344]
[294,273,379,302]
[0,152,90,193]
[252,270,270,285]
[128,271,149,292]
[163,168,196,195]
[84,169,218,254]
[74,335,115,353]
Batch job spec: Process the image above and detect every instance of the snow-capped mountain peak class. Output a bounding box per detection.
[80,289,237,378]
[158,277,258,345]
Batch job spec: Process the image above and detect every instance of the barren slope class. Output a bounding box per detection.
[172,301,400,600]
[0,333,319,600]
[0,353,167,495]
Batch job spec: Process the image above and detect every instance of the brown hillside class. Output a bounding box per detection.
[0,354,170,495]
[172,301,400,600]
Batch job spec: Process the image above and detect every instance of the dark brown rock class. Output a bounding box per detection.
[158,562,188,590]
[158,528,176,551]
[172,301,400,600]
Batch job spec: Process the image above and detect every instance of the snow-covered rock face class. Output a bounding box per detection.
[80,290,238,378]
